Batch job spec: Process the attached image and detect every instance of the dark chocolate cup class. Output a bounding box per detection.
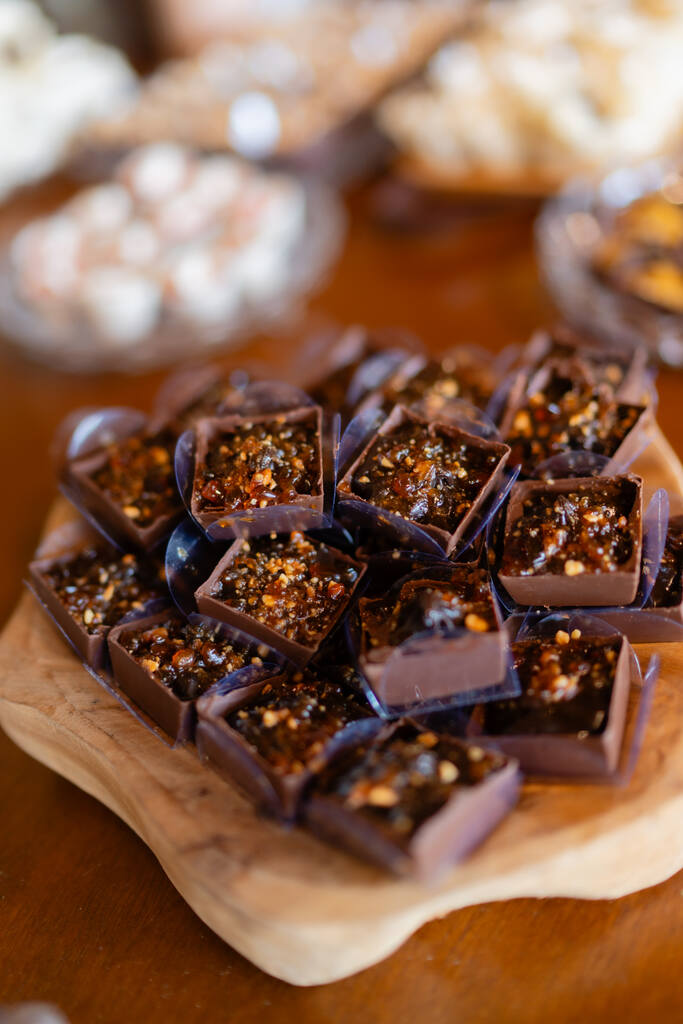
[305,726,520,880]
[107,610,275,744]
[471,635,631,778]
[64,446,184,552]
[195,538,367,666]
[498,474,643,607]
[337,405,511,557]
[27,525,168,671]
[189,405,326,538]
[196,683,382,821]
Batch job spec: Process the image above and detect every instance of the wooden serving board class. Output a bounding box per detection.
[2,424,683,987]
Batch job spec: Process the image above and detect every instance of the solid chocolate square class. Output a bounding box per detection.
[64,426,184,550]
[337,405,510,555]
[357,565,508,709]
[474,630,631,777]
[305,721,520,879]
[499,474,643,607]
[499,359,652,477]
[196,669,379,820]
[28,541,168,670]
[107,609,270,743]
[190,406,324,535]
[195,531,366,665]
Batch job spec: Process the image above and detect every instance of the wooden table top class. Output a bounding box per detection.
[1,181,682,1023]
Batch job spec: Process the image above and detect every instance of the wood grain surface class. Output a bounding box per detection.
[2,182,683,1020]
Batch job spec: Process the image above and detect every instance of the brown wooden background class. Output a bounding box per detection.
[1,182,682,1023]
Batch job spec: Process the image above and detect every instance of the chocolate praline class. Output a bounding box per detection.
[499,474,643,607]
[473,630,631,777]
[108,609,271,742]
[195,531,366,665]
[305,721,520,878]
[29,540,167,669]
[338,405,510,555]
[196,669,378,820]
[190,406,324,535]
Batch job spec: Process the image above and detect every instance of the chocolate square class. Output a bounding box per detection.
[28,536,167,670]
[63,427,183,550]
[499,359,652,478]
[363,350,500,422]
[107,609,272,743]
[357,565,508,710]
[195,531,366,665]
[305,721,520,879]
[522,326,649,404]
[337,405,510,555]
[190,406,324,535]
[474,631,631,777]
[499,475,643,607]
[196,670,379,820]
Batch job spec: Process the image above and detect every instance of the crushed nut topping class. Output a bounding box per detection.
[43,547,167,635]
[211,532,360,647]
[90,429,180,527]
[502,478,638,577]
[121,614,257,700]
[484,634,621,736]
[194,414,320,514]
[343,418,503,534]
[359,566,497,649]
[226,671,370,775]
[313,724,507,840]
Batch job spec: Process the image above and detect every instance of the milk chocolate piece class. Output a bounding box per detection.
[522,325,650,404]
[499,475,643,607]
[196,669,378,820]
[338,405,510,555]
[190,406,324,535]
[196,531,366,665]
[499,359,651,477]
[475,631,631,777]
[64,427,184,550]
[108,609,270,742]
[29,540,167,669]
[363,350,500,422]
[358,565,507,710]
[305,721,520,879]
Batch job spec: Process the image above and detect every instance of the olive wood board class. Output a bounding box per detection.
[1,422,683,986]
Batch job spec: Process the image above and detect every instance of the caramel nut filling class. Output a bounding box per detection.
[483,634,621,736]
[121,615,259,700]
[314,726,507,839]
[211,532,360,647]
[501,478,638,577]
[90,429,179,527]
[194,416,320,513]
[345,420,501,534]
[227,672,370,775]
[43,547,167,634]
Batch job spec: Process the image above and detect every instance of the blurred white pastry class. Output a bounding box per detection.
[379,0,683,187]
[7,144,334,363]
[0,0,136,201]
